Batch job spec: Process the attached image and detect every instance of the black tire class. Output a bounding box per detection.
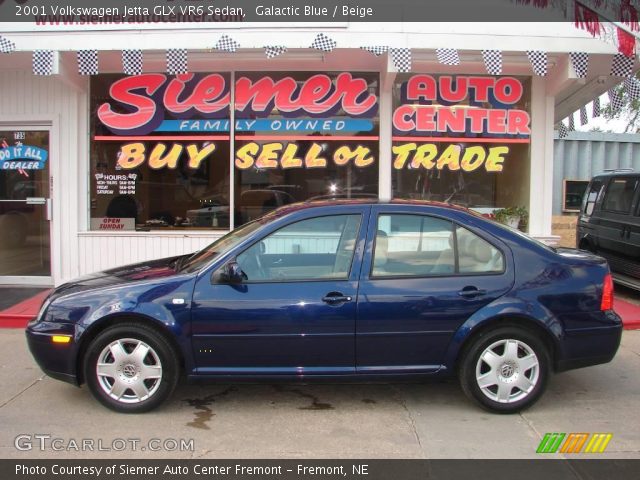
[458,326,550,414]
[83,323,179,413]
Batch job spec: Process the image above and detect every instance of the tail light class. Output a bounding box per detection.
[601,273,614,311]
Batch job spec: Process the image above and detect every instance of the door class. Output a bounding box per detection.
[356,207,513,373]
[0,128,51,283]
[595,176,639,266]
[191,208,369,375]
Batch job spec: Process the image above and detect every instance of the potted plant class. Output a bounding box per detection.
[493,206,528,230]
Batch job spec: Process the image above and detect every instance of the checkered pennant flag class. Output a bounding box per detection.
[558,122,568,138]
[264,46,287,59]
[482,50,502,75]
[610,54,635,77]
[608,88,624,112]
[389,48,411,73]
[216,35,240,53]
[360,46,388,56]
[580,105,588,126]
[33,50,54,76]
[592,97,601,118]
[527,50,548,76]
[0,36,16,54]
[569,52,589,78]
[167,49,187,75]
[122,49,143,75]
[77,50,98,76]
[624,76,640,101]
[436,48,460,66]
[310,33,336,52]
[568,112,575,131]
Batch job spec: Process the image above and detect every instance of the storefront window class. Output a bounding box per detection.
[90,73,231,230]
[233,72,379,225]
[392,74,531,210]
[89,72,380,231]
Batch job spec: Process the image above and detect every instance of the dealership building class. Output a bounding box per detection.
[0,20,636,286]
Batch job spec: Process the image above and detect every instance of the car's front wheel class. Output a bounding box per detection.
[83,324,179,413]
[458,326,550,413]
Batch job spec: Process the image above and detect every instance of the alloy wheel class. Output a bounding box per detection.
[475,338,540,404]
[96,338,163,404]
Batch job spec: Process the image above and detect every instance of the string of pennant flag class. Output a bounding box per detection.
[557,52,640,138]
[1,31,637,134]
[0,32,635,79]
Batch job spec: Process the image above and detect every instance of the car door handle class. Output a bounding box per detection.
[458,288,487,298]
[322,292,353,304]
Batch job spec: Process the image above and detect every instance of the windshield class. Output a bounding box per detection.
[179,220,264,273]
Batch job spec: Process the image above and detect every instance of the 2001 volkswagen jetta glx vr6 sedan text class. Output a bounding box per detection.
[27,200,622,413]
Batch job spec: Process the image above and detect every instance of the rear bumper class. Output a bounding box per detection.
[555,311,623,372]
[26,326,79,386]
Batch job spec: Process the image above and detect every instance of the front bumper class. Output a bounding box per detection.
[26,325,79,386]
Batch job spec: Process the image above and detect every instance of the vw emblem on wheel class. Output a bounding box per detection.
[500,363,515,378]
[122,364,137,378]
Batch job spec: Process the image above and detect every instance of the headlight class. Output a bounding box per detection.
[29,297,52,326]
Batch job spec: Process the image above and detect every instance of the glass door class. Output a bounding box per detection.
[0,128,51,281]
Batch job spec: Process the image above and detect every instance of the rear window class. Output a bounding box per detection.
[602,177,639,214]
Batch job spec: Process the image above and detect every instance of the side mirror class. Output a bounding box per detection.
[212,260,246,284]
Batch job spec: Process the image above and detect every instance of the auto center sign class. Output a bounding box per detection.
[392,74,531,173]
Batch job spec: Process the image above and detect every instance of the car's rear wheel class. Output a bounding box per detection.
[83,324,179,413]
[458,326,550,413]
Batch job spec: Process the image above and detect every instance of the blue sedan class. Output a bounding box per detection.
[26,200,622,413]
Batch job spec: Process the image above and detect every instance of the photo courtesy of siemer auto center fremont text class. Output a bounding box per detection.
[0,1,639,479]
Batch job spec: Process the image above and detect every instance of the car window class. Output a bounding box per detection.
[180,220,263,273]
[372,214,455,277]
[371,214,504,278]
[456,226,504,273]
[236,215,361,282]
[602,177,639,214]
[582,180,603,216]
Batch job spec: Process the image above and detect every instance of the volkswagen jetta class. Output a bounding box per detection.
[26,200,622,413]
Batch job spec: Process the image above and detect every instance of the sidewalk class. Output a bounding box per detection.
[0,287,51,328]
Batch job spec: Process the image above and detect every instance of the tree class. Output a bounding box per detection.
[602,75,640,133]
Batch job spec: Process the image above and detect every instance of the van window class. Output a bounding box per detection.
[602,178,638,214]
[582,180,603,216]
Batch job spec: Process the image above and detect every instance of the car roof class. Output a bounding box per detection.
[263,198,475,220]
[592,170,639,179]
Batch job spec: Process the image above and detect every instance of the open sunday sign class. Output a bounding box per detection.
[0,145,48,170]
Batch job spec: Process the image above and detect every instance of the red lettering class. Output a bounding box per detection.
[494,77,522,104]
[487,110,507,134]
[466,109,488,133]
[415,106,436,131]
[406,75,437,102]
[97,74,166,134]
[163,73,229,115]
[437,107,466,133]
[439,76,468,103]
[507,110,531,135]
[235,73,376,117]
[466,77,494,102]
[392,105,415,132]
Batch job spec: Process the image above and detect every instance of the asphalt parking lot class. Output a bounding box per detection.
[1,329,639,460]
